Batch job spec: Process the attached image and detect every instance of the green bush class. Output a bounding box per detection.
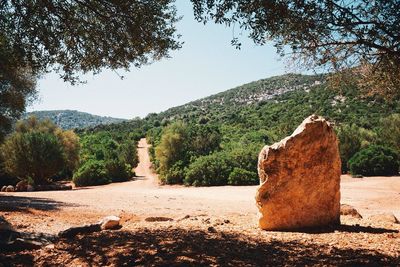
[73,159,110,187]
[161,161,186,184]
[184,153,231,186]
[118,140,139,168]
[1,131,65,185]
[105,159,132,183]
[348,145,399,176]
[336,124,375,173]
[228,168,258,185]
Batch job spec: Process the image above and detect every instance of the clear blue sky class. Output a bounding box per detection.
[28,2,287,119]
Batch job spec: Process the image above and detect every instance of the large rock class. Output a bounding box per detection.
[256,115,341,230]
[16,180,28,192]
[5,185,14,192]
[99,216,121,230]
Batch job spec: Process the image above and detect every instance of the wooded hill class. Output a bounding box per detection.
[80,73,400,186]
[25,110,126,130]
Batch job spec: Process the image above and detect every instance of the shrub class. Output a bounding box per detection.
[228,168,258,185]
[73,160,110,187]
[105,159,132,183]
[1,117,80,183]
[0,157,17,187]
[118,140,139,168]
[1,131,65,184]
[379,114,400,154]
[348,145,399,176]
[184,153,231,186]
[336,124,376,173]
[160,161,186,184]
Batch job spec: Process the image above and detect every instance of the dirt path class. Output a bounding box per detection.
[1,138,399,265]
[133,138,159,188]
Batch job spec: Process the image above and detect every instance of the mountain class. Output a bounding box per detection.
[25,110,126,129]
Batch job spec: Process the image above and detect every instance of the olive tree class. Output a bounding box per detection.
[1,117,80,184]
[191,0,400,97]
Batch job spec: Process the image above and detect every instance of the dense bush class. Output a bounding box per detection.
[161,161,186,184]
[336,124,375,173]
[118,140,139,168]
[0,117,80,184]
[228,168,258,185]
[76,131,138,186]
[155,122,222,184]
[184,153,231,186]
[348,146,399,176]
[2,131,66,185]
[73,160,110,187]
[0,154,17,187]
[379,114,400,154]
[105,159,132,183]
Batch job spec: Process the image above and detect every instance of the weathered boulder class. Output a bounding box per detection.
[1,186,6,192]
[16,180,28,192]
[256,115,341,230]
[99,216,121,230]
[5,185,14,192]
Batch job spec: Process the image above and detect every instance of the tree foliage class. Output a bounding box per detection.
[349,145,399,176]
[336,124,375,172]
[1,0,181,83]
[378,114,400,154]
[0,40,36,141]
[153,122,222,184]
[76,131,138,186]
[0,117,80,184]
[0,0,181,137]
[191,0,400,97]
[73,159,109,187]
[2,131,65,184]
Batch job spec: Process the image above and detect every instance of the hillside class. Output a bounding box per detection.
[81,73,400,186]
[157,73,324,122]
[25,110,126,130]
[90,72,398,136]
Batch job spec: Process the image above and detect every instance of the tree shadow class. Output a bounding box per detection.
[0,195,78,212]
[2,227,398,266]
[285,224,399,234]
[132,176,146,180]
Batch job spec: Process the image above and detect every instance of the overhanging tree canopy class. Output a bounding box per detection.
[191,0,400,97]
[0,0,181,140]
[1,0,181,82]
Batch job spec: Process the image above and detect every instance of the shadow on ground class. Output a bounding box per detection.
[1,228,399,266]
[287,224,399,234]
[0,195,77,212]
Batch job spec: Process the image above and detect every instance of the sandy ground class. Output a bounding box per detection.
[1,138,399,266]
